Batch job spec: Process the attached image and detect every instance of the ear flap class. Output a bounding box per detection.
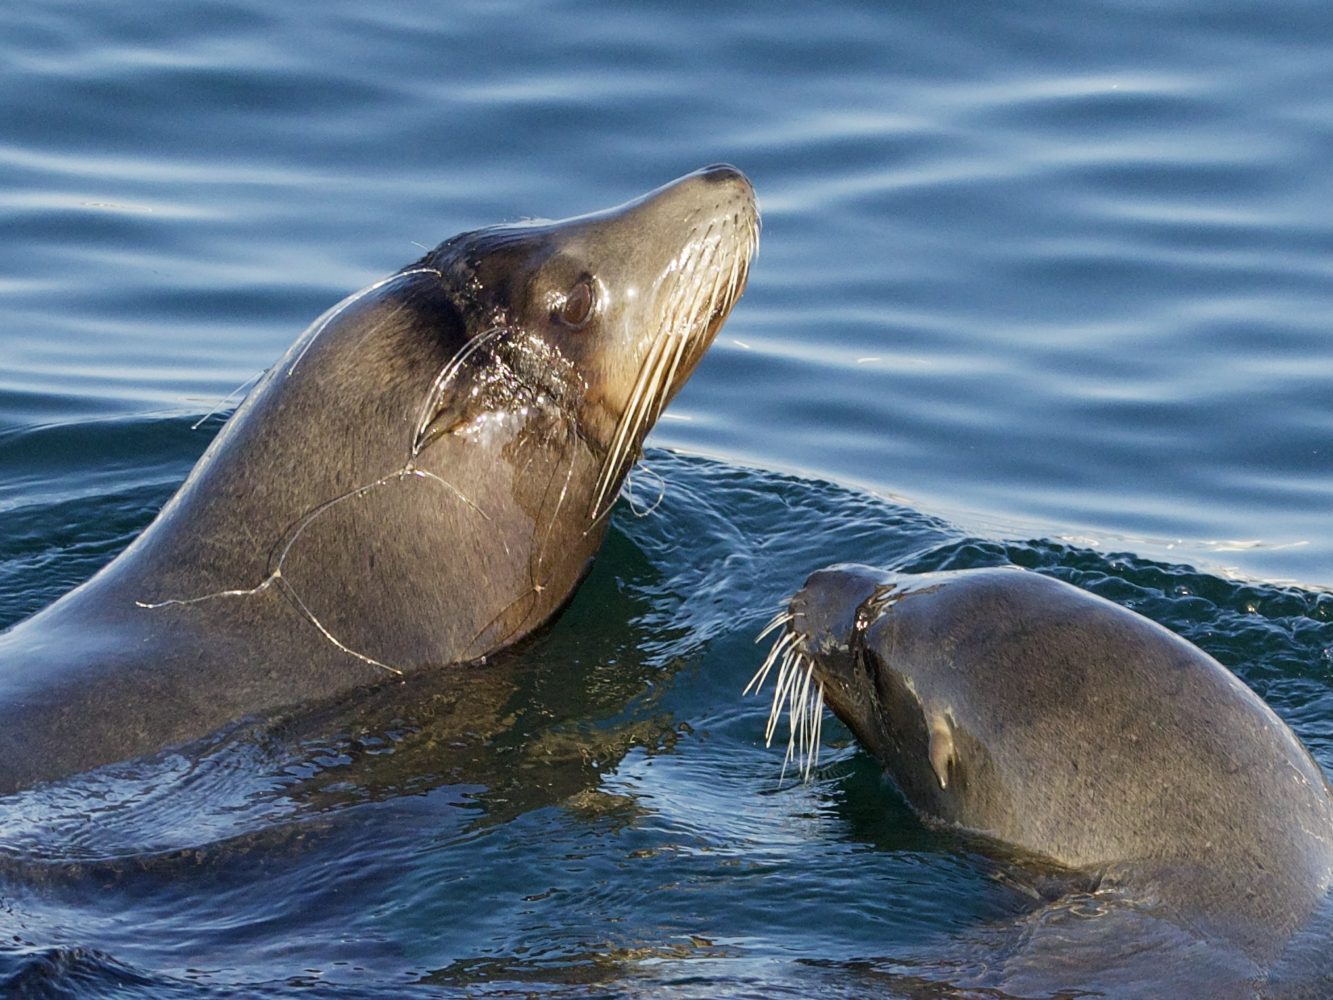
[414,388,490,452]
[411,326,510,454]
[928,710,955,790]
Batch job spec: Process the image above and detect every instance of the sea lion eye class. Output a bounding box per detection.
[557,278,595,328]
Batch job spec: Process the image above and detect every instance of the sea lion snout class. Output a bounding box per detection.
[791,563,891,661]
[696,163,750,185]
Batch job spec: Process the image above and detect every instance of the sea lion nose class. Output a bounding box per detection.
[697,163,748,184]
[793,564,888,654]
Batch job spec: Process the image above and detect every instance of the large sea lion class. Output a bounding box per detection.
[0,165,758,793]
[752,564,1333,995]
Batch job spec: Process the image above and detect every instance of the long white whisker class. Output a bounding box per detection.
[805,682,825,781]
[756,609,794,643]
[591,332,669,517]
[609,336,664,455]
[654,332,690,425]
[651,238,718,424]
[789,661,813,762]
[592,341,657,512]
[750,622,828,785]
[764,647,802,743]
[762,655,792,743]
[780,658,816,785]
[746,627,794,697]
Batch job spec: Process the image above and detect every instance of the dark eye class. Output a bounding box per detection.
[557,279,595,328]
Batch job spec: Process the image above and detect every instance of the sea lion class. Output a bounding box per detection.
[751,564,1333,993]
[0,165,758,793]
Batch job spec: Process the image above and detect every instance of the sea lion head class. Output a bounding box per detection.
[137,167,758,672]
[751,563,974,812]
[421,163,759,518]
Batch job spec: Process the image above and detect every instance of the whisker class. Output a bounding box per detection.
[614,336,666,444]
[764,647,802,743]
[591,331,669,518]
[806,683,825,782]
[762,652,793,742]
[591,341,657,513]
[642,331,680,440]
[789,660,814,760]
[651,239,718,424]
[654,331,690,425]
[749,621,827,785]
[780,654,817,785]
[755,609,793,643]
[745,626,794,697]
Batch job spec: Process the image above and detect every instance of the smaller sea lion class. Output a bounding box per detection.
[750,564,1333,992]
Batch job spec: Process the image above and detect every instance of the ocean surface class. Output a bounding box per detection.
[1,2,1332,997]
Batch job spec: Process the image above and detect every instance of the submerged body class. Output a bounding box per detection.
[758,564,1333,992]
[0,166,758,793]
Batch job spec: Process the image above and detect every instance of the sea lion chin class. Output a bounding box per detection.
[0,165,758,793]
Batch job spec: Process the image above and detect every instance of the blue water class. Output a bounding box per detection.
[2,2,1332,996]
